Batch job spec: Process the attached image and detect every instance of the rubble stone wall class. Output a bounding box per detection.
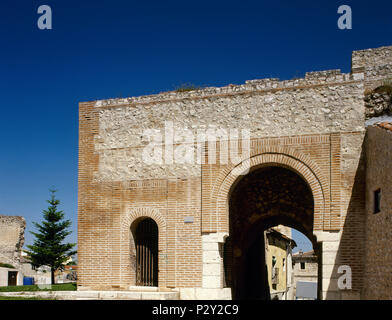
[0,215,26,267]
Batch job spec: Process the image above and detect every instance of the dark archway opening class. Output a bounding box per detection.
[224,165,321,300]
[132,217,159,287]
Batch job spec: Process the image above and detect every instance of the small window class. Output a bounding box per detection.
[300,262,305,270]
[272,256,276,267]
[374,189,381,214]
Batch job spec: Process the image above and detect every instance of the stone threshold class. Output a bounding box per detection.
[0,290,179,300]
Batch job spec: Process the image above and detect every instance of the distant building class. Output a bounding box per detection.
[21,252,77,285]
[292,250,318,299]
[0,215,75,287]
[20,252,52,285]
[265,227,296,300]
[0,215,26,286]
[54,260,78,283]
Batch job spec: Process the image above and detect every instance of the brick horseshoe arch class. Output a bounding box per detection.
[204,149,328,234]
[120,208,166,288]
[211,146,328,201]
[122,208,166,230]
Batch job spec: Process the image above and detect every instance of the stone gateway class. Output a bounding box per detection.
[77,45,392,299]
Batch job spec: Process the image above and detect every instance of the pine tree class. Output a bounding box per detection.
[25,189,77,285]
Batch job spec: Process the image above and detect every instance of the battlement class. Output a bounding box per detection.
[89,70,357,109]
[83,46,391,109]
[352,45,392,71]
[82,45,392,109]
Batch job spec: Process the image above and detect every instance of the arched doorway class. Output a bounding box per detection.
[132,217,159,287]
[224,165,321,299]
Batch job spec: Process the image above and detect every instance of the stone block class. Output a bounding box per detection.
[195,288,232,300]
[322,241,340,252]
[99,291,117,299]
[202,251,221,263]
[179,288,196,300]
[203,263,221,276]
[322,251,340,265]
[322,264,340,279]
[313,231,341,242]
[141,292,179,300]
[75,291,100,299]
[202,275,221,289]
[202,242,219,251]
[202,233,228,243]
[117,291,142,300]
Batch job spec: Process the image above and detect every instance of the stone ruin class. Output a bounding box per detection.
[0,215,26,268]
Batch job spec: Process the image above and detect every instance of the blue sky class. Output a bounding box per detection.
[0,0,391,253]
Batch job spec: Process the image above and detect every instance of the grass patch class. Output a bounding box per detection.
[174,83,202,92]
[0,263,15,269]
[0,283,76,292]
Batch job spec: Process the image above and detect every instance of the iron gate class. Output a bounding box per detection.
[135,218,158,286]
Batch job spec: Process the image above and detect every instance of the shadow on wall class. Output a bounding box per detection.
[326,139,366,300]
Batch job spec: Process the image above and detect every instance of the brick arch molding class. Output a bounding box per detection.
[206,149,328,235]
[120,208,167,288]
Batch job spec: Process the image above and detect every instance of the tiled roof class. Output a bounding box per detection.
[64,265,78,270]
[376,122,392,132]
[266,228,297,248]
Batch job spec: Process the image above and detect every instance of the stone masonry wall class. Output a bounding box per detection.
[95,71,364,181]
[293,257,318,282]
[352,45,392,91]
[0,215,26,267]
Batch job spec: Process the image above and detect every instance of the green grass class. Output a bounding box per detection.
[0,283,76,292]
[0,263,15,269]
[174,83,202,92]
